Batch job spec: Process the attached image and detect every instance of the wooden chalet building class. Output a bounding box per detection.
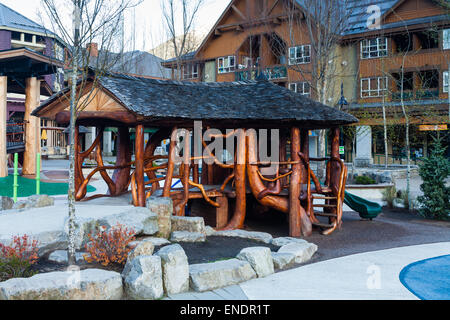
[162,0,450,165]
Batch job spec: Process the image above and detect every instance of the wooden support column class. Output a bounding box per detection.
[0,76,7,178]
[301,129,312,217]
[224,128,246,230]
[177,129,191,216]
[163,126,177,197]
[289,127,312,237]
[23,77,40,176]
[112,127,131,195]
[135,124,145,207]
[331,127,340,158]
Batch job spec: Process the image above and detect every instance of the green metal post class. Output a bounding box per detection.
[13,153,18,202]
[36,153,41,195]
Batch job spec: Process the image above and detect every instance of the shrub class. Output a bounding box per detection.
[417,136,450,220]
[0,235,39,282]
[355,175,376,185]
[84,224,136,267]
[382,186,397,209]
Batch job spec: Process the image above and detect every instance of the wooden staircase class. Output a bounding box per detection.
[299,154,348,235]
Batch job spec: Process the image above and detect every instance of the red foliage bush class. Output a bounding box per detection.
[0,235,39,264]
[84,224,136,267]
[0,235,39,281]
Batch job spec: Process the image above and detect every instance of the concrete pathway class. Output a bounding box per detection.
[169,242,450,300]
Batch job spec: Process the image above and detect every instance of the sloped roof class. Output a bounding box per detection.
[0,3,52,35]
[33,73,358,128]
[89,50,172,79]
[343,0,399,35]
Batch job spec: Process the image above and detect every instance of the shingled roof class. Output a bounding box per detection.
[34,74,358,129]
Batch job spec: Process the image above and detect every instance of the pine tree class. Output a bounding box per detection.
[417,135,450,220]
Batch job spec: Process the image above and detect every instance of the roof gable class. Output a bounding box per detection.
[382,0,447,24]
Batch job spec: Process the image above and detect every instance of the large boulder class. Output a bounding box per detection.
[0,269,123,300]
[48,250,88,264]
[205,226,216,236]
[170,231,205,243]
[0,196,13,211]
[271,252,296,270]
[278,242,318,264]
[63,216,98,250]
[97,207,158,236]
[171,216,205,234]
[146,197,172,239]
[189,259,256,292]
[128,237,171,249]
[127,241,155,262]
[122,255,164,300]
[214,229,273,244]
[155,244,189,295]
[271,237,308,247]
[236,247,274,278]
[28,230,68,258]
[12,195,54,210]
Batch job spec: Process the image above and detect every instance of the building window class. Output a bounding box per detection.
[218,56,235,74]
[361,77,388,98]
[361,38,388,59]
[444,29,450,50]
[288,45,311,65]
[182,63,199,79]
[444,71,449,93]
[289,82,311,96]
[11,31,21,41]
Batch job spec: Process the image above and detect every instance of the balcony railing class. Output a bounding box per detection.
[391,89,439,101]
[6,122,26,154]
[235,65,287,81]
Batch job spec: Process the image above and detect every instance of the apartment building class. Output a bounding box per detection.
[162,0,450,164]
[343,0,450,165]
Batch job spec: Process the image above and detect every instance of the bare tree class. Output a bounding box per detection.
[41,0,142,265]
[280,0,368,178]
[161,0,205,80]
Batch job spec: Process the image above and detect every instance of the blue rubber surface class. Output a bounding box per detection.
[399,255,450,300]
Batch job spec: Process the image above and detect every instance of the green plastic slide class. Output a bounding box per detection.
[344,191,382,220]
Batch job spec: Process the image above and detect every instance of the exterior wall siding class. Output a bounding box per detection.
[0,30,11,51]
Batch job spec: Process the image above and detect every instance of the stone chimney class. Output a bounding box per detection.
[86,42,98,58]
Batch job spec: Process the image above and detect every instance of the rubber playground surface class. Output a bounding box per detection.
[400,255,450,300]
[0,175,96,197]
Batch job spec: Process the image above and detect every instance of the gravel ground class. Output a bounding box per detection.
[244,208,450,265]
[28,203,450,275]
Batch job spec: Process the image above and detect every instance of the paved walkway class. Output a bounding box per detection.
[168,242,450,300]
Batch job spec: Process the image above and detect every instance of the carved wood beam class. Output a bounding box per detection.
[55,111,137,125]
[267,0,279,15]
[232,5,246,20]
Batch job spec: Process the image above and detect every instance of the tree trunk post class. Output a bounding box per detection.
[23,77,40,176]
[163,126,177,197]
[135,124,145,207]
[0,76,7,178]
[224,128,246,229]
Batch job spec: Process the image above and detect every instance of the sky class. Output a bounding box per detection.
[0,0,230,51]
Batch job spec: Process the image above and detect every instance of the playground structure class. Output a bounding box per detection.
[33,73,359,237]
